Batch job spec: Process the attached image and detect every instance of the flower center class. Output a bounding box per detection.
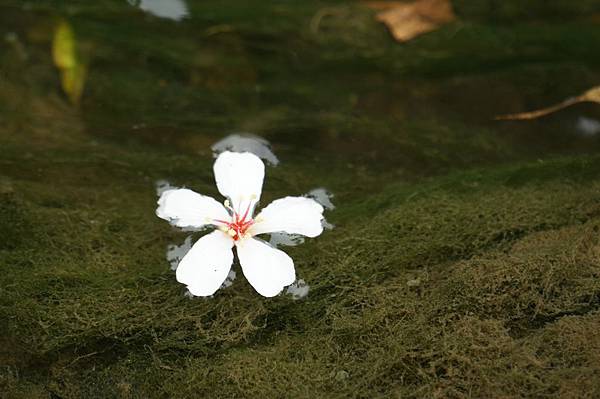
[214,200,255,241]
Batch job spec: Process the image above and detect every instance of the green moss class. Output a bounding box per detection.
[445,223,600,325]
[524,312,600,397]
[0,194,32,251]
[1,151,600,398]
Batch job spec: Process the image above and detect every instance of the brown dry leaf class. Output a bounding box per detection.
[495,86,600,121]
[365,0,455,42]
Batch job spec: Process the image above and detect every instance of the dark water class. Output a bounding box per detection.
[3,1,600,397]
[3,1,600,181]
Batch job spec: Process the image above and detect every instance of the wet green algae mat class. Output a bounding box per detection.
[3,1,600,398]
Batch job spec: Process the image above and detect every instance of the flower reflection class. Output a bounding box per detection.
[285,279,310,300]
[128,0,189,21]
[166,235,193,270]
[212,133,279,166]
[269,233,305,248]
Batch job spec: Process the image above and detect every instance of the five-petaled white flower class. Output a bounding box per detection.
[156,151,325,297]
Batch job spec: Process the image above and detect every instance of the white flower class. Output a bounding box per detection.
[156,151,325,297]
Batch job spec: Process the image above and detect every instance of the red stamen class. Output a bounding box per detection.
[240,202,252,224]
[214,202,255,241]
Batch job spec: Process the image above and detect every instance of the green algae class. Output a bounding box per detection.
[2,1,600,398]
[3,151,600,398]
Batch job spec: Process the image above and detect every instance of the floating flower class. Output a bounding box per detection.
[157,151,325,297]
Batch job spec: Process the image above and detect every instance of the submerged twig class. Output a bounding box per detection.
[495,86,600,121]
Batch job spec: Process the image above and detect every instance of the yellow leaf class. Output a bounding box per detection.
[61,63,87,106]
[52,20,77,69]
[52,19,87,106]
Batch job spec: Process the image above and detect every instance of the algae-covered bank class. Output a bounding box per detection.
[2,1,600,398]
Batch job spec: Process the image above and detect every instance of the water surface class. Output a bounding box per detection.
[2,1,600,398]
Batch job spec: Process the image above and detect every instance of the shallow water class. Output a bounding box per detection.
[2,1,600,398]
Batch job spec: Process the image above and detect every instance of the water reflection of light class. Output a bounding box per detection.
[575,116,600,137]
[212,133,279,166]
[307,188,335,210]
[166,235,193,270]
[221,270,237,288]
[128,0,189,21]
[307,188,335,230]
[286,279,310,300]
[269,233,305,248]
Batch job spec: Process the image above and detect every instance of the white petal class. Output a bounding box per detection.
[156,188,230,229]
[236,238,295,297]
[250,196,324,237]
[213,151,264,215]
[176,230,234,296]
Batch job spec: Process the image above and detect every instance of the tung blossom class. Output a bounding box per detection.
[157,151,325,297]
